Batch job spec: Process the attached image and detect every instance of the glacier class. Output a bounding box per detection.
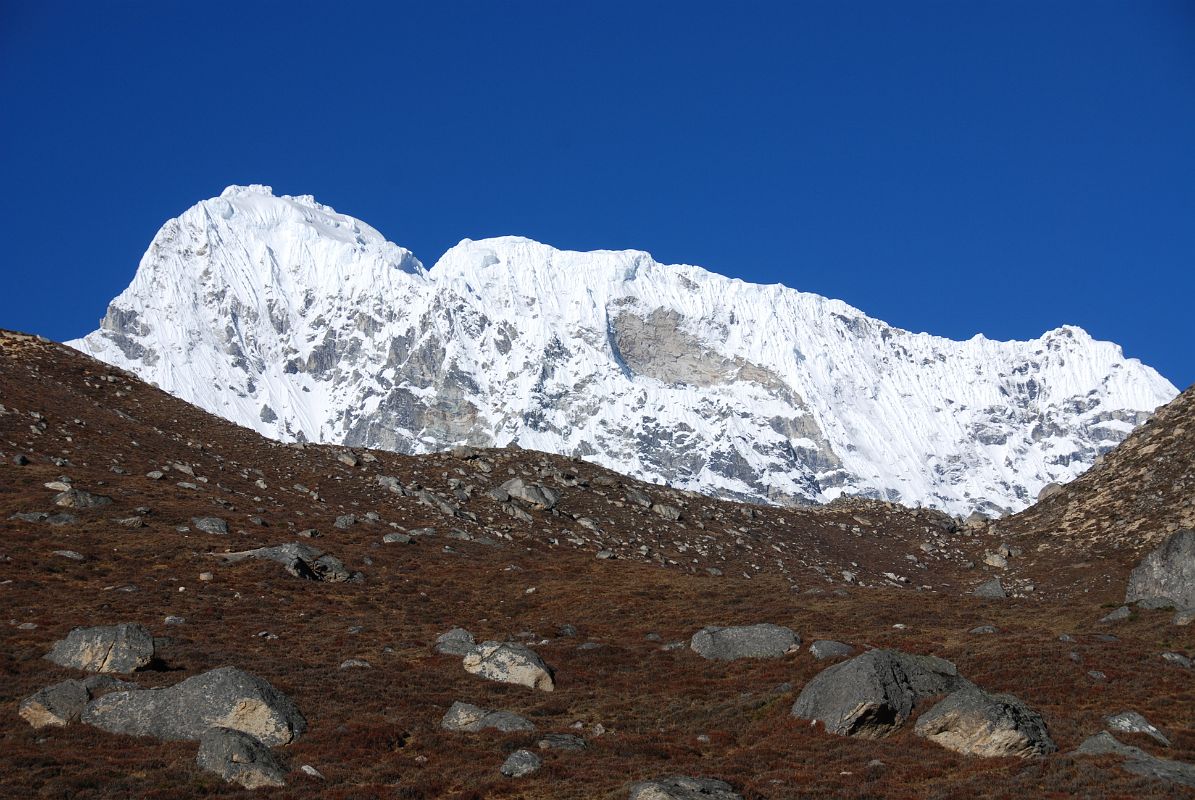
[69,184,1179,515]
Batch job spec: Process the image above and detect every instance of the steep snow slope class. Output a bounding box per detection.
[70,185,1179,515]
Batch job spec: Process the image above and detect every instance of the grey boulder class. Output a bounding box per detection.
[690,624,798,660]
[791,648,970,738]
[913,686,1056,757]
[500,749,542,778]
[500,478,559,510]
[191,516,229,534]
[82,666,306,746]
[197,727,287,789]
[808,640,854,660]
[434,628,477,656]
[1106,711,1171,747]
[440,701,534,733]
[54,489,112,509]
[1125,529,1195,609]
[45,623,155,673]
[218,542,354,582]
[973,578,1006,599]
[629,775,743,799]
[1075,732,1195,788]
[19,675,135,728]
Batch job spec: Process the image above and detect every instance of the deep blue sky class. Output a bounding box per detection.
[2,2,1192,387]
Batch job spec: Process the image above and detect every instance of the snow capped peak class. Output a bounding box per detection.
[70,187,1179,516]
[220,183,275,198]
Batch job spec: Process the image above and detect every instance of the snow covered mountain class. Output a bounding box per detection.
[70,185,1179,515]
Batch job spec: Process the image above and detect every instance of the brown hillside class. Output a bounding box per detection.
[0,330,1191,799]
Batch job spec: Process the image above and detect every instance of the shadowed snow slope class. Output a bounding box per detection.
[70,185,1177,514]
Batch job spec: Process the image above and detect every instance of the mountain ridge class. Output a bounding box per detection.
[69,185,1178,515]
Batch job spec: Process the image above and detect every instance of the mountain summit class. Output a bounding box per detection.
[70,185,1177,514]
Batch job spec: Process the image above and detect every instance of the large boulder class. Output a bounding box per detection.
[1126,530,1195,609]
[629,775,743,799]
[500,479,559,510]
[463,642,555,691]
[690,624,798,660]
[218,542,355,582]
[914,686,1055,757]
[82,666,306,746]
[1076,732,1195,788]
[18,676,134,728]
[45,623,155,673]
[791,649,970,737]
[196,727,287,789]
[440,701,534,733]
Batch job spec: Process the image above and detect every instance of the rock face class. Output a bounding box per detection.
[1125,530,1195,609]
[69,185,1177,516]
[440,701,534,733]
[81,666,306,746]
[196,727,287,789]
[628,775,744,800]
[462,642,555,691]
[791,649,970,738]
[18,676,133,728]
[218,542,354,582]
[690,624,798,660]
[45,624,155,673]
[1076,732,1195,788]
[913,686,1056,757]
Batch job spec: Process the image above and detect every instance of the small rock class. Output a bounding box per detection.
[1106,711,1171,746]
[1161,651,1192,669]
[808,640,853,660]
[54,489,112,509]
[300,764,325,779]
[969,625,998,635]
[440,701,534,733]
[164,616,185,626]
[52,550,85,561]
[199,571,214,581]
[538,733,586,750]
[434,628,476,656]
[382,532,412,544]
[1100,606,1132,624]
[500,749,542,778]
[339,659,371,669]
[973,578,1006,599]
[334,514,356,529]
[191,517,228,535]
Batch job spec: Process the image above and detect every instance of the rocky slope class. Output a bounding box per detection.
[2,331,1192,798]
[69,185,1178,516]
